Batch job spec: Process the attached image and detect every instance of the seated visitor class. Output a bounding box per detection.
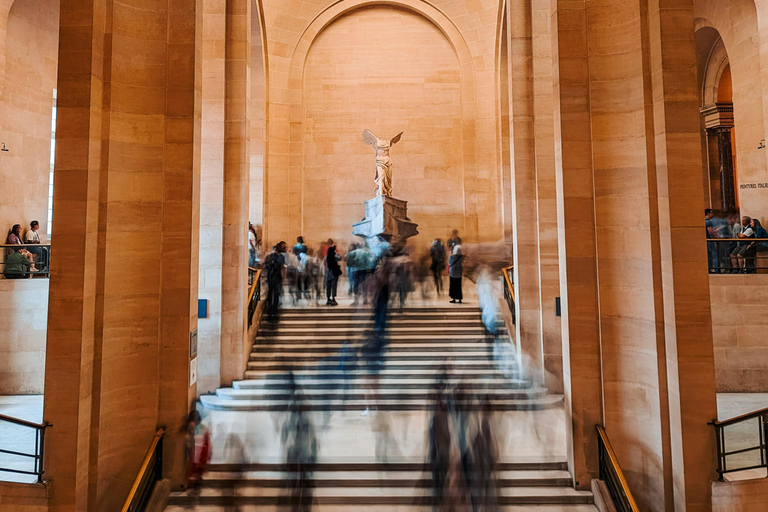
[3,248,32,279]
[730,215,754,273]
[25,220,46,271]
[5,224,23,257]
[745,218,768,273]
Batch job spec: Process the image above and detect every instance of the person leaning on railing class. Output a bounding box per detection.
[3,247,32,279]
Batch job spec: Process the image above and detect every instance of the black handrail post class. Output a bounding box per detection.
[715,423,724,480]
[762,414,768,478]
[156,435,163,481]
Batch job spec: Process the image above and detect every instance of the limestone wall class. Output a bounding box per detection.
[694,0,768,219]
[0,279,48,394]
[0,0,58,240]
[710,274,768,392]
[712,477,768,511]
[261,0,504,248]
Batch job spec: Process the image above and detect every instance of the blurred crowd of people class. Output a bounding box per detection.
[253,229,471,323]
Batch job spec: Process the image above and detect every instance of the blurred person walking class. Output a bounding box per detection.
[306,248,323,305]
[265,245,286,322]
[372,253,393,333]
[345,243,361,301]
[429,392,452,511]
[361,331,388,416]
[392,252,413,309]
[448,229,462,249]
[281,399,318,512]
[448,245,464,304]
[184,410,212,497]
[471,395,498,511]
[324,241,342,306]
[430,239,447,296]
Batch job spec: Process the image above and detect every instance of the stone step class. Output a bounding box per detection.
[248,351,498,362]
[243,369,521,380]
[279,306,479,314]
[250,342,499,353]
[167,485,593,506]
[215,387,548,401]
[269,319,485,327]
[246,359,508,370]
[199,394,563,411]
[258,328,489,337]
[254,335,505,343]
[166,505,598,512]
[192,469,572,488]
[233,376,532,390]
[204,461,569,472]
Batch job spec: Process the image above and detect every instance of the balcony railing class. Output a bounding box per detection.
[706,237,768,273]
[710,407,768,479]
[0,414,52,483]
[1,243,51,278]
[596,425,639,512]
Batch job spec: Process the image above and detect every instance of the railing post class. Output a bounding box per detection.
[762,414,768,478]
[714,423,724,480]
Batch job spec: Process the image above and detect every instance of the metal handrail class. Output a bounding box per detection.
[0,414,52,483]
[709,407,768,479]
[711,406,768,428]
[502,265,516,325]
[247,268,263,328]
[596,425,640,512]
[120,427,165,512]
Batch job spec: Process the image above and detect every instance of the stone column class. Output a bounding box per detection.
[45,0,202,509]
[531,0,563,393]
[550,0,603,489]
[717,128,736,211]
[44,1,107,509]
[220,0,250,385]
[506,0,544,384]
[197,0,227,394]
[647,0,719,509]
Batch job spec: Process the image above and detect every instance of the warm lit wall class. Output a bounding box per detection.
[0,279,48,394]
[249,6,265,228]
[695,0,768,219]
[0,0,58,239]
[712,477,768,511]
[710,274,768,392]
[300,6,463,248]
[261,0,503,249]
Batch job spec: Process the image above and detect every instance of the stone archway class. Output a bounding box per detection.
[262,0,501,248]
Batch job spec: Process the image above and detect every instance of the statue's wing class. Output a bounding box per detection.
[362,129,377,146]
[390,131,404,145]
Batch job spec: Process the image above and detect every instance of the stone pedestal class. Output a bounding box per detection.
[352,195,418,248]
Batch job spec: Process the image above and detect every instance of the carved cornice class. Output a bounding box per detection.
[700,102,735,130]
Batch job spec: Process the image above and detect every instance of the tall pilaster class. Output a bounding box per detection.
[550,0,602,489]
[220,0,250,385]
[648,0,719,509]
[506,0,544,385]
[45,0,202,509]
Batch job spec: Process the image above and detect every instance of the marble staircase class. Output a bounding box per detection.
[170,305,594,510]
[201,306,562,412]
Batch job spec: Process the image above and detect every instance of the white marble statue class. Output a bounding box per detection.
[362,129,403,197]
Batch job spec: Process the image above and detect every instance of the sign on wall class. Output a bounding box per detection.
[190,329,198,358]
[189,357,198,387]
